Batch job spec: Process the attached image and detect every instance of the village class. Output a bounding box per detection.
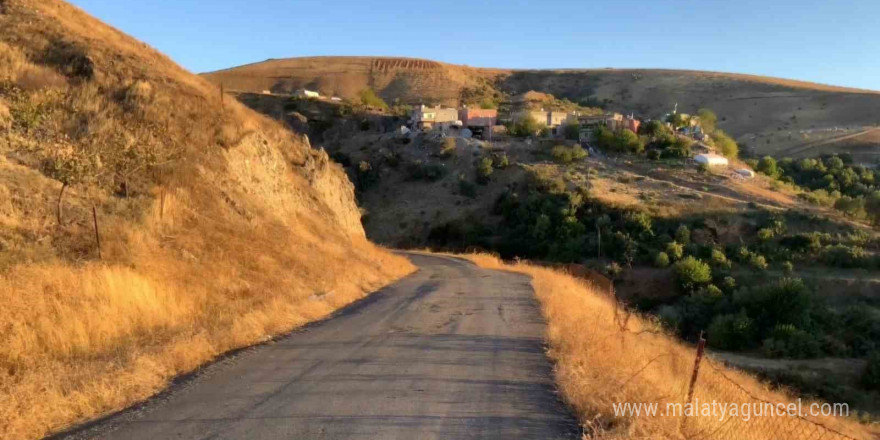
[281,86,752,178]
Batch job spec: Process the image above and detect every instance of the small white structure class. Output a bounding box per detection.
[695,153,728,167]
[736,168,756,178]
[330,96,342,102]
[293,89,320,98]
[396,126,410,135]
[261,89,272,95]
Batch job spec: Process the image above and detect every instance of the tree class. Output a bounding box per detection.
[674,256,712,291]
[614,129,644,153]
[510,115,545,137]
[358,88,388,110]
[562,123,580,141]
[696,108,718,133]
[476,157,494,184]
[756,156,779,178]
[713,130,739,159]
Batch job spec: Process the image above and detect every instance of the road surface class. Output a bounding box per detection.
[59,253,579,440]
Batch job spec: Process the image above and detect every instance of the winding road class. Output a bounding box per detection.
[59,253,579,440]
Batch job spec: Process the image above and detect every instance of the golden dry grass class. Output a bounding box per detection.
[459,253,876,439]
[0,1,415,438]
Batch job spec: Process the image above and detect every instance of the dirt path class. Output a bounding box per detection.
[56,253,579,440]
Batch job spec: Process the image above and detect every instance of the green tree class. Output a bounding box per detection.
[756,156,779,178]
[510,115,545,137]
[358,88,388,110]
[713,130,739,159]
[666,241,685,261]
[696,108,718,133]
[675,225,691,244]
[674,256,712,291]
[654,251,670,268]
[476,157,494,184]
[562,123,580,141]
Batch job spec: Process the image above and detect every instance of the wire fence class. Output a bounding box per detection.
[544,261,869,440]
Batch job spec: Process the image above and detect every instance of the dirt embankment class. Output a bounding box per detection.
[0,2,413,439]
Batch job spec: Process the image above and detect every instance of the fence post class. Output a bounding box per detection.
[92,204,102,260]
[681,331,706,431]
[220,82,225,110]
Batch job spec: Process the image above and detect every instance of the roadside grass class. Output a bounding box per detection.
[0,1,415,438]
[459,253,876,439]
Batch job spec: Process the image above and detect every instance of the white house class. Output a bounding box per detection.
[695,153,728,167]
[293,89,320,98]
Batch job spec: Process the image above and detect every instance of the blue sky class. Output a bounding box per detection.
[70,0,880,91]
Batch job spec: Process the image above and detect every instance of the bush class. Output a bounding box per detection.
[756,156,779,178]
[647,149,661,160]
[821,244,868,268]
[762,324,822,358]
[674,256,712,291]
[562,123,580,141]
[406,160,446,182]
[510,115,545,137]
[439,137,457,158]
[665,241,684,261]
[675,225,690,244]
[748,253,768,271]
[358,88,388,110]
[734,278,812,335]
[654,251,670,268]
[708,311,755,350]
[712,130,739,159]
[781,261,794,274]
[458,178,477,198]
[476,157,494,184]
[493,153,510,169]
[551,144,587,164]
[710,249,729,268]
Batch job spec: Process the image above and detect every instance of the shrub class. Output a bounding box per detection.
[713,130,739,159]
[458,178,477,198]
[476,157,494,184]
[551,145,587,164]
[665,241,684,261]
[493,153,510,169]
[710,249,729,268]
[510,115,545,137]
[675,225,691,244]
[756,156,779,178]
[721,276,737,292]
[654,251,670,268]
[821,244,868,268]
[355,160,378,190]
[674,256,712,291]
[605,261,623,279]
[781,261,794,274]
[748,253,768,271]
[757,228,775,241]
[439,137,457,158]
[734,278,812,334]
[762,324,822,358]
[647,149,661,160]
[406,160,446,182]
[358,88,388,110]
[708,311,755,350]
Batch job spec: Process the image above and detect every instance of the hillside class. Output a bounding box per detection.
[0,1,412,439]
[204,57,880,162]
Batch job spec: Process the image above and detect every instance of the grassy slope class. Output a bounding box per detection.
[0,2,413,439]
[203,57,880,161]
[460,253,876,439]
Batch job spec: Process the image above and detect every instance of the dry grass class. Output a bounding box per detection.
[0,1,415,439]
[459,253,876,439]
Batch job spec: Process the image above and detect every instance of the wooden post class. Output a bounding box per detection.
[682,331,707,431]
[92,205,102,260]
[596,223,601,259]
[56,183,67,225]
[160,187,166,219]
[220,82,225,110]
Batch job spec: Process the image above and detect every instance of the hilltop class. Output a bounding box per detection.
[0,1,411,438]
[204,56,880,162]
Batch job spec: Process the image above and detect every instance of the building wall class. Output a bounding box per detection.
[459,108,498,127]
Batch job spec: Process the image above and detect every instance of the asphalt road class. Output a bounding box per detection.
[59,253,579,440]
